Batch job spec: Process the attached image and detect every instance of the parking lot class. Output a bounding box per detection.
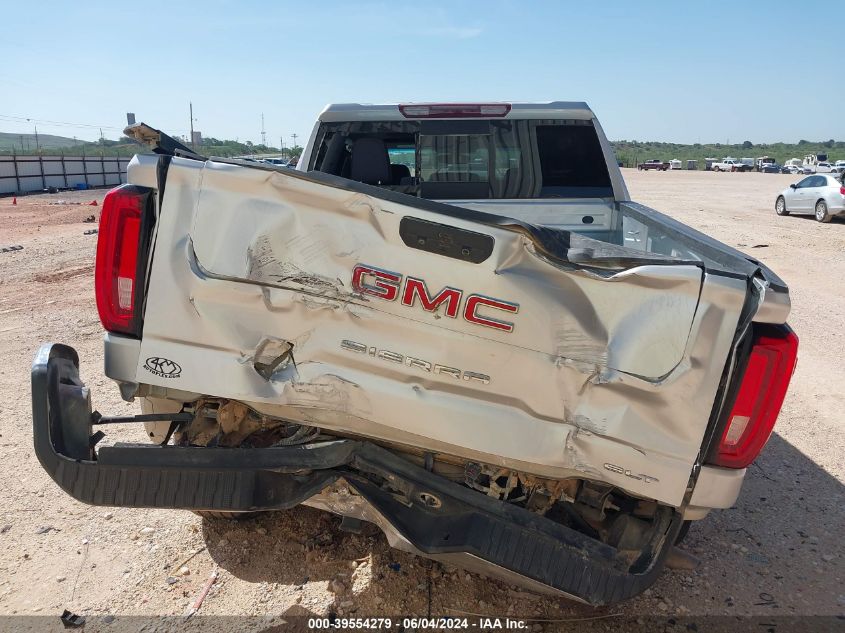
[0,169,842,628]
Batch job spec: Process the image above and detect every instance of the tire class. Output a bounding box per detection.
[713,166,720,172]
[194,511,260,520]
[638,165,643,171]
[815,199,832,223]
[775,196,789,216]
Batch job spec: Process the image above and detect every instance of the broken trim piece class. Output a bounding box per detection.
[123,122,206,161]
[251,338,295,380]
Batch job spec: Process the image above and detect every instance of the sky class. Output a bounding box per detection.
[1,1,842,146]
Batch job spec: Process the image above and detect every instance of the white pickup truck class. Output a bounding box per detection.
[32,102,797,605]
[711,158,743,172]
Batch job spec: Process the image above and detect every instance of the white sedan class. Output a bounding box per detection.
[775,174,845,223]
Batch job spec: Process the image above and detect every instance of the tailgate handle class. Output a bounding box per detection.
[399,217,494,264]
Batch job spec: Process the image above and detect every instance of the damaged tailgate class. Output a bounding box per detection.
[132,157,749,507]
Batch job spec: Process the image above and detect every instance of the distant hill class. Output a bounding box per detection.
[0,132,95,152]
[0,132,149,157]
[0,131,294,158]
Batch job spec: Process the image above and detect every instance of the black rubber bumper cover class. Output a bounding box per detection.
[32,342,679,605]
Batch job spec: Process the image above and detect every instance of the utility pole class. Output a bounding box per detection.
[34,124,40,151]
[190,102,195,149]
[291,133,298,151]
[261,113,266,147]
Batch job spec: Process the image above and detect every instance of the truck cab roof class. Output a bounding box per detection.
[317,102,596,122]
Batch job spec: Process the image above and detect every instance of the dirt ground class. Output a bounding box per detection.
[0,171,842,630]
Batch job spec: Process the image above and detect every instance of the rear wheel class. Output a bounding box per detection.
[815,200,832,223]
[775,196,789,216]
[713,166,720,172]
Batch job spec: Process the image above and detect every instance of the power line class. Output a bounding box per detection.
[0,113,123,131]
[0,113,188,136]
[0,111,299,144]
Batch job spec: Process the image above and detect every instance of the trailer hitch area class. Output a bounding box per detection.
[89,411,195,448]
[91,411,193,426]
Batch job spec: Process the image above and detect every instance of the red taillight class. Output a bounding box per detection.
[95,185,147,335]
[712,327,798,468]
[839,186,845,196]
[398,103,511,118]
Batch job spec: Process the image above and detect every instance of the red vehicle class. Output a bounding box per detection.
[638,159,670,171]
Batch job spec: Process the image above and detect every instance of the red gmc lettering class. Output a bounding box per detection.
[351,264,519,333]
[401,277,462,318]
[464,295,519,333]
[352,265,401,301]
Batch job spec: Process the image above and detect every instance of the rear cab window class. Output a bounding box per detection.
[309,118,612,200]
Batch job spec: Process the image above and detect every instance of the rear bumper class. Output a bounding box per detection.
[826,199,845,214]
[33,342,681,605]
[684,465,745,520]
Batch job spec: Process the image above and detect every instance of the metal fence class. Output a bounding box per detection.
[0,153,130,194]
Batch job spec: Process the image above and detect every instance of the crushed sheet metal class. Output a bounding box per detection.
[190,161,703,379]
[752,276,791,324]
[283,373,371,418]
[250,337,294,380]
[134,154,749,506]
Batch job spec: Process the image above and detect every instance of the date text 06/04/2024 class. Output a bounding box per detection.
[306,617,531,629]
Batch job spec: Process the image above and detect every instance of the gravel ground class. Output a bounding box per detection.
[0,171,842,630]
